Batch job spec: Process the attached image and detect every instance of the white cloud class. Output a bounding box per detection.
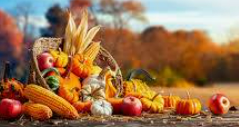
[144,12,239,43]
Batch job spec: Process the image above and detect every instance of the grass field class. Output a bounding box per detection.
[152,83,239,108]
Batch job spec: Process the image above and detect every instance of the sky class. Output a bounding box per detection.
[0,0,239,44]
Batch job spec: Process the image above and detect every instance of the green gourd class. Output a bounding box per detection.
[41,68,61,92]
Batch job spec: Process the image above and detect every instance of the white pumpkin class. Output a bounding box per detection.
[81,82,105,102]
[91,100,112,116]
[81,67,112,102]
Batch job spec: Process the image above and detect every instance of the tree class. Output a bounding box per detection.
[0,10,23,61]
[0,10,29,82]
[41,4,68,37]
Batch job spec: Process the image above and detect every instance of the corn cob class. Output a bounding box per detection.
[23,102,52,120]
[83,42,100,61]
[24,84,79,119]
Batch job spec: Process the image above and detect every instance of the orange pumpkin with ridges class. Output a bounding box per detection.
[72,54,92,78]
[163,94,181,109]
[176,92,201,115]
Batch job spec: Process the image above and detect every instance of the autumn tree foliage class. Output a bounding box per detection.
[0,9,23,61]
[40,0,239,84]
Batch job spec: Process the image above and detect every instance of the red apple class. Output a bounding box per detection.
[122,96,142,116]
[0,99,22,119]
[37,52,54,71]
[208,93,230,115]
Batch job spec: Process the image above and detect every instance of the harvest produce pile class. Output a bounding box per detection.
[0,10,231,122]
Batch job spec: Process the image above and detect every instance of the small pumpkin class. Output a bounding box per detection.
[49,49,69,68]
[72,54,93,78]
[73,101,92,113]
[163,94,181,109]
[140,93,164,113]
[176,92,201,115]
[0,62,25,102]
[91,100,112,116]
[106,98,123,114]
[123,69,156,99]
[81,83,105,102]
[58,85,79,104]
[81,68,112,102]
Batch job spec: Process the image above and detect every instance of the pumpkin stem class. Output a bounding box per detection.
[152,93,160,101]
[187,91,191,99]
[63,56,73,78]
[3,61,11,82]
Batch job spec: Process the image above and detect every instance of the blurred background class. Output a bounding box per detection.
[1,0,239,90]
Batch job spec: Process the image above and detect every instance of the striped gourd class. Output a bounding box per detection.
[23,102,52,120]
[24,84,79,119]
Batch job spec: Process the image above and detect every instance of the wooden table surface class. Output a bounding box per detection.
[2,109,239,127]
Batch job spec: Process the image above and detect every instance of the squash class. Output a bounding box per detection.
[163,94,181,109]
[41,68,60,92]
[73,101,92,113]
[81,82,105,102]
[123,69,156,99]
[91,100,112,116]
[49,49,68,68]
[0,62,25,102]
[58,85,79,104]
[176,92,201,115]
[123,79,155,99]
[140,93,164,113]
[81,68,113,102]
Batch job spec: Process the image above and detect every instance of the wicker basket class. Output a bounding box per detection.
[28,38,123,96]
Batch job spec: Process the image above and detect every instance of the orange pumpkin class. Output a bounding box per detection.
[58,68,81,90]
[73,101,92,113]
[176,92,201,115]
[106,98,123,114]
[0,62,25,102]
[58,85,79,104]
[163,94,181,109]
[72,54,93,78]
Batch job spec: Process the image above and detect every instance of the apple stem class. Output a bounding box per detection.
[187,91,191,99]
[62,55,72,78]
